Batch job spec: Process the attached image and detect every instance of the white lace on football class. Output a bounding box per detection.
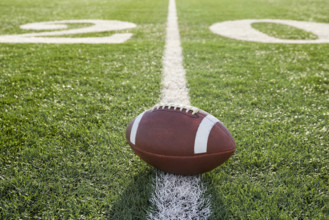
[153,104,199,115]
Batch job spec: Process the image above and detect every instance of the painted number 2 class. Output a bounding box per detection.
[0,20,136,44]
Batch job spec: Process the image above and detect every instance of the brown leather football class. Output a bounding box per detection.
[126,104,236,175]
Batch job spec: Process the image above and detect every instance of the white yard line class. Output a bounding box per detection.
[160,0,190,106]
[148,0,211,219]
[148,173,211,220]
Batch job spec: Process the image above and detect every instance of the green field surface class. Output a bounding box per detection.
[1,0,329,219]
[178,0,329,219]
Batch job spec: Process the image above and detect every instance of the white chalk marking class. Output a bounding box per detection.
[194,114,220,154]
[160,0,190,106]
[148,173,211,220]
[0,20,136,44]
[210,19,329,44]
[148,0,211,219]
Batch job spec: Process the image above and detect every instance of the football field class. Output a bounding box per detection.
[1,0,328,219]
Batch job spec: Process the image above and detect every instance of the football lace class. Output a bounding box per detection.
[153,104,199,115]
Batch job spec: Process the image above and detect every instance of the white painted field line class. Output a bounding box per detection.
[148,173,211,220]
[148,0,211,219]
[160,0,190,106]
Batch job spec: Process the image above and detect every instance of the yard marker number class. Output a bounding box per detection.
[210,19,329,44]
[0,20,136,44]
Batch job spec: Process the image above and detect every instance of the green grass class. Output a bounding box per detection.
[0,0,167,218]
[178,0,329,219]
[1,0,329,219]
[252,22,318,40]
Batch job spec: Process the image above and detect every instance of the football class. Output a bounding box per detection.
[126,104,236,175]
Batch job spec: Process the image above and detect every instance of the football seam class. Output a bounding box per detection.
[132,145,236,159]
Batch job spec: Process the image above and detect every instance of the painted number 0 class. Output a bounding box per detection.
[210,19,329,44]
[0,20,136,44]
